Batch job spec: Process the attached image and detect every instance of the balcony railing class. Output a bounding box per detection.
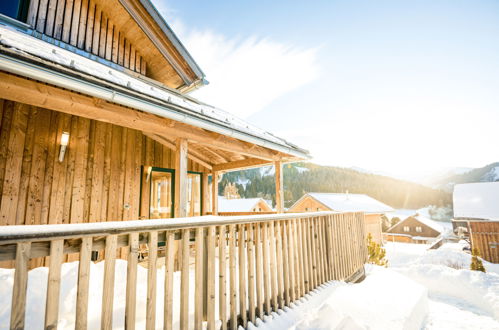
[0,211,367,330]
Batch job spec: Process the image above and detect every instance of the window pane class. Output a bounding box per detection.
[150,170,173,219]
[0,1,21,20]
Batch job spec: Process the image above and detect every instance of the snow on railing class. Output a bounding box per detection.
[0,211,367,329]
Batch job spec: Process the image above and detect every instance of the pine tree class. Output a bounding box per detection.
[367,233,388,267]
[470,248,486,273]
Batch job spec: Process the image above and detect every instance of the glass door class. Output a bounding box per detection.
[149,168,174,219]
[187,172,202,217]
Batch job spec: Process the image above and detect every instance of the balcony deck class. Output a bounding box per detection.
[0,211,367,329]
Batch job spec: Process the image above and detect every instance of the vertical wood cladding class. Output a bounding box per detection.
[27,0,147,75]
[0,99,207,227]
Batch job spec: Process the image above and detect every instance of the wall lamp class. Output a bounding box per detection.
[58,131,70,162]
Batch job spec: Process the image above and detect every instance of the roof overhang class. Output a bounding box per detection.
[118,0,205,89]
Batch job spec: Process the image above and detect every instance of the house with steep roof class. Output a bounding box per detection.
[452,182,499,263]
[385,214,444,244]
[288,192,394,244]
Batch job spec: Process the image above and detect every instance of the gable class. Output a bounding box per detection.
[288,195,332,212]
[387,216,441,237]
[22,0,201,89]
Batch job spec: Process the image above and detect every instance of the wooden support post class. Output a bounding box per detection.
[174,139,188,218]
[274,161,283,213]
[211,170,219,215]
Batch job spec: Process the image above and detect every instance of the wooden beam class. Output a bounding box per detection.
[197,146,228,164]
[212,158,272,173]
[143,133,212,170]
[174,138,188,218]
[0,73,283,161]
[275,161,284,213]
[211,170,219,216]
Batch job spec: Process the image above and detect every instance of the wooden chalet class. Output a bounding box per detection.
[385,214,443,244]
[0,2,370,329]
[0,0,310,230]
[288,192,393,244]
[452,182,499,263]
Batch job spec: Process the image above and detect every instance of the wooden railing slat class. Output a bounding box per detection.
[75,237,92,330]
[261,222,271,316]
[101,234,117,330]
[268,221,278,312]
[44,239,64,329]
[218,225,227,330]
[228,224,237,330]
[10,242,31,330]
[247,224,256,324]
[275,221,284,309]
[163,231,175,330]
[146,231,158,330]
[281,221,290,306]
[301,219,310,293]
[125,233,139,330]
[194,227,204,329]
[180,229,190,330]
[238,224,247,327]
[254,223,264,319]
[207,226,216,330]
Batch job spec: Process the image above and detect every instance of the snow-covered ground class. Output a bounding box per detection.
[252,242,499,330]
[1,242,498,329]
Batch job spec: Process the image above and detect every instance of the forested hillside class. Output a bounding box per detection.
[219,163,452,209]
[431,162,499,191]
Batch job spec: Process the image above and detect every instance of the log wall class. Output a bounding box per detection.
[0,99,207,229]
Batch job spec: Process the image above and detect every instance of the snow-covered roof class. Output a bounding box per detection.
[0,24,309,159]
[218,197,271,212]
[453,182,499,220]
[303,193,394,214]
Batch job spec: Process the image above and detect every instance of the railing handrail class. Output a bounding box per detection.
[0,211,348,244]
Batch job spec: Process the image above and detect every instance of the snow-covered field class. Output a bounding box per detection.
[0,242,498,329]
[251,242,499,330]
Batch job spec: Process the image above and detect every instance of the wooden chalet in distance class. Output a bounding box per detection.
[0,1,370,329]
[384,214,443,244]
[452,182,499,263]
[288,192,393,244]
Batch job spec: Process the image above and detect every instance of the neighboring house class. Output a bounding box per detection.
[288,193,394,244]
[0,0,309,267]
[385,214,443,244]
[452,182,499,263]
[218,197,273,214]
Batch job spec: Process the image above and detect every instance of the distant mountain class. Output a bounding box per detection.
[219,163,451,209]
[430,162,499,191]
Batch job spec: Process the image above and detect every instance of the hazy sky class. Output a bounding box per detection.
[154,0,499,180]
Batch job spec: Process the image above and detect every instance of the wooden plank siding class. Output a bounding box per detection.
[469,221,499,264]
[0,100,208,266]
[27,0,147,74]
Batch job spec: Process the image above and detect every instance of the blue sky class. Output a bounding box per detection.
[154,0,499,180]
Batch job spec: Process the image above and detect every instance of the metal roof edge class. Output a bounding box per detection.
[0,53,311,160]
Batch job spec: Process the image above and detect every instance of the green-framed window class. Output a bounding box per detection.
[143,167,203,219]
